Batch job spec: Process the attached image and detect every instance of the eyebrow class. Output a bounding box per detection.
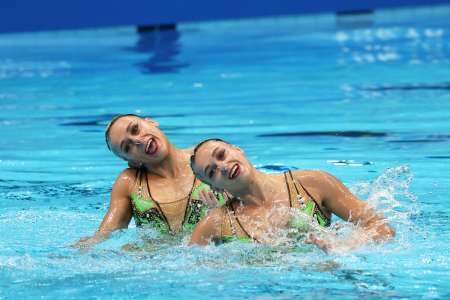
[203,146,219,177]
[126,121,133,133]
[119,121,133,153]
[212,147,219,158]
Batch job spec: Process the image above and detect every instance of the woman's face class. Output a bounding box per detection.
[192,140,253,192]
[108,115,170,165]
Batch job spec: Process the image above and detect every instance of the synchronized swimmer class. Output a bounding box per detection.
[74,115,395,253]
[189,139,395,252]
[74,114,225,249]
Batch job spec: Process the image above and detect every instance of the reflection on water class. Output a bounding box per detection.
[125,25,189,74]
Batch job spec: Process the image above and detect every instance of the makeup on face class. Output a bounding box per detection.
[196,142,246,190]
[110,117,164,161]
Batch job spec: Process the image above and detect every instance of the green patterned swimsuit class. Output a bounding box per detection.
[130,168,225,234]
[218,170,331,243]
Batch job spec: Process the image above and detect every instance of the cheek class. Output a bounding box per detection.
[158,140,169,153]
[219,177,231,189]
[206,176,221,189]
[128,148,139,158]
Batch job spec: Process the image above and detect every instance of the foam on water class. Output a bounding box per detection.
[0,161,448,299]
[0,166,424,271]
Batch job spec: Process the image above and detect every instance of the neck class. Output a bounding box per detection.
[144,144,187,179]
[232,169,278,207]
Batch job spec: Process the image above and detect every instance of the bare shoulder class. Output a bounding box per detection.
[181,147,195,156]
[112,168,138,195]
[291,169,349,194]
[116,167,138,183]
[197,206,224,229]
[290,169,343,209]
[291,169,336,186]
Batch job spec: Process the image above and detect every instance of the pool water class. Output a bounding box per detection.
[1,5,450,299]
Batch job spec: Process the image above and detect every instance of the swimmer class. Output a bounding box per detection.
[73,115,226,250]
[189,139,395,253]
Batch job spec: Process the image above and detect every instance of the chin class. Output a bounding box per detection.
[152,150,167,163]
[156,141,169,157]
[227,176,248,191]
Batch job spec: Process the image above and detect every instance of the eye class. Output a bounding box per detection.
[124,143,130,153]
[217,149,226,161]
[208,167,216,179]
[131,123,139,135]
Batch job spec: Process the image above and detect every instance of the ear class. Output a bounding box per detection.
[145,118,159,127]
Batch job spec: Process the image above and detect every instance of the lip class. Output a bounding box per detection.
[228,163,240,180]
[145,137,158,155]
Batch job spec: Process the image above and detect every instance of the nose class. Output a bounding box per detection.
[217,161,228,176]
[131,137,144,149]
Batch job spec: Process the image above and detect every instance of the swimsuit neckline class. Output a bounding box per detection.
[223,170,331,242]
[285,170,331,226]
[140,168,198,232]
[226,200,259,242]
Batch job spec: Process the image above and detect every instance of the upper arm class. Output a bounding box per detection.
[295,170,395,239]
[98,168,134,234]
[189,208,223,246]
[316,171,370,223]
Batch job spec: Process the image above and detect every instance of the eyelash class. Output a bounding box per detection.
[208,149,226,179]
[217,149,225,160]
[131,123,139,135]
[208,168,215,179]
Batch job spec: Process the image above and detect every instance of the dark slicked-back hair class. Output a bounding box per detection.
[105,114,140,151]
[190,138,230,176]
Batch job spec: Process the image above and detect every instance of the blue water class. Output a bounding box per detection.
[1,5,450,299]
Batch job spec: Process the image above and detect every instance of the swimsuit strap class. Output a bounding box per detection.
[144,171,172,232]
[180,177,198,226]
[284,171,297,208]
[287,170,329,223]
[135,167,144,198]
[228,200,258,242]
[223,203,237,237]
[145,171,197,233]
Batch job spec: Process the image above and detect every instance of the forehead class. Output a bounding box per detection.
[195,141,227,164]
[108,116,138,148]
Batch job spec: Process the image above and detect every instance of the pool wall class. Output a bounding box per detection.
[1,0,449,33]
